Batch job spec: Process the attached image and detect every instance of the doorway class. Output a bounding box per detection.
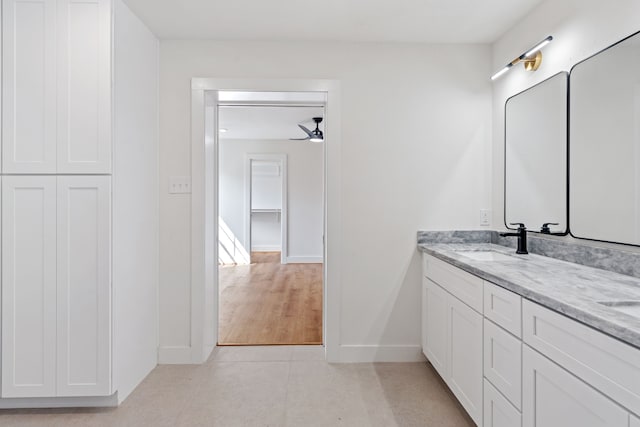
[216,97,325,345]
[246,154,287,265]
[189,78,341,362]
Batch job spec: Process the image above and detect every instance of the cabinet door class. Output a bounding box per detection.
[421,279,428,356]
[484,319,522,409]
[484,380,522,427]
[2,0,58,173]
[448,295,483,426]
[523,346,628,427]
[424,279,449,379]
[2,176,57,397]
[56,176,112,396]
[56,0,112,173]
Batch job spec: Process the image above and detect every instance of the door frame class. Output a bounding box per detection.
[190,78,342,363]
[245,153,288,265]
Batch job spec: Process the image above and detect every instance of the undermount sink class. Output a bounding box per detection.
[456,250,519,262]
[598,300,640,318]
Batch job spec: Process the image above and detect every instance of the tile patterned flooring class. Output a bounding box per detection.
[0,346,475,427]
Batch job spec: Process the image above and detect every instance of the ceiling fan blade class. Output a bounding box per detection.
[298,124,314,137]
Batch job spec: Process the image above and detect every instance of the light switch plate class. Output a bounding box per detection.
[480,209,491,226]
[169,176,191,194]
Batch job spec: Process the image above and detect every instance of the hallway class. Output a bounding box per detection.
[218,252,323,345]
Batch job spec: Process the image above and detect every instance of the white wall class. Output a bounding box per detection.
[250,213,281,252]
[113,0,159,402]
[159,41,492,360]
[491,0,640,251]
[220,139,323,261]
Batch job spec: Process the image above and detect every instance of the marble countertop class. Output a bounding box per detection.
[418,242,640,349]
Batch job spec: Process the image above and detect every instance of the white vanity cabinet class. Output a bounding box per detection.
[2,0,112,174]
[421,251,640,427]
[423,255,483,425]
[1,176,112,398]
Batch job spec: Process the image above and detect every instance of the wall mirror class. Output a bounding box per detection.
[570,31,640,246]
[505,72,568,234]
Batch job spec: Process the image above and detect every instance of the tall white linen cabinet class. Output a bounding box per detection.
[0,0,159,407]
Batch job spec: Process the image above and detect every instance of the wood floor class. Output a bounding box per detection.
[218,252,323,345]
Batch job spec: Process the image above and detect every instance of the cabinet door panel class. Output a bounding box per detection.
[57,0,111,173]
[484,319,522,409]
[424,279,449,379]
[484,379,522,427]
[2,0,57,173]
[449,295,483,425]
[57,176,111,396]
[631,414,640,427]
[2,176,57,397]
[484,281,522,337]
[523,346,628,427]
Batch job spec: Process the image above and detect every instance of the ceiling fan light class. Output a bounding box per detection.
[310,128,323,142]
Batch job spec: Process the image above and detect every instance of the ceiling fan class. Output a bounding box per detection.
[290,117,323,142]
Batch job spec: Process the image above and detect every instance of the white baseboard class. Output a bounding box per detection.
[286,256,323,264]
[158,346,193,364]
[0,393,118,409]
[336,345,426,363]
[251,246,281,252]
[191,344,216,364]
[116,359,157,404]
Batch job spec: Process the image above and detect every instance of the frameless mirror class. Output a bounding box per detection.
[505,72,568,234]
[570,31,640,246]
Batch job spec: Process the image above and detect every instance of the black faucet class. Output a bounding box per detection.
[540,222,559,234]
[500,223,528,254]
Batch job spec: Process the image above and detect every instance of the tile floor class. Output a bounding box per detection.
[0,346,475,427]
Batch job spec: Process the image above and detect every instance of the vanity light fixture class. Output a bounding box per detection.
[491,36,553,81]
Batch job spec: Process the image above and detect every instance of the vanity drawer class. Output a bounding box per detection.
[484,319,522,410]
[523,300,640,415]
[484,281,522,338]
[484,379,522,427]
[423,254,483,313]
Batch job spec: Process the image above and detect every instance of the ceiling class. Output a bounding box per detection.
[123,0,543,43]
[218,106,324,140]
